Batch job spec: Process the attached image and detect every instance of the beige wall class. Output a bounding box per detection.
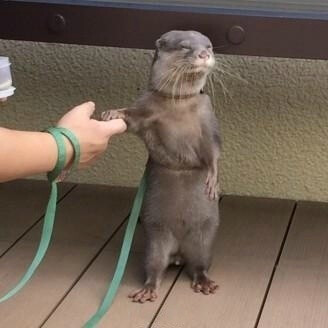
[1,40,328,201]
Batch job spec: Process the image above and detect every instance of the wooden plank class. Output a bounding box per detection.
[0,179,74,254]
[151,196,295,328]
[0,184,135,327]
[258,201,328,328]
[43,218,181,328]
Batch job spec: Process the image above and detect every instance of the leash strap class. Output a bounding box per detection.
[84,171,146,328]
[0,127,79,303]
[1,125,146,328]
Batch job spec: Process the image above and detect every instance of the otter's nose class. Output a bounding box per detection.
[199,50,210,60]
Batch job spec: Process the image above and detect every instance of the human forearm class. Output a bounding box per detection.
[0,102,127,183]
[0,128,73,182]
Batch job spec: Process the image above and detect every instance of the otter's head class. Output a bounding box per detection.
[150,30,215,98]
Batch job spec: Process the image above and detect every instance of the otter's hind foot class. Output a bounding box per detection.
[191,273,218,295]
[129,285,158,303]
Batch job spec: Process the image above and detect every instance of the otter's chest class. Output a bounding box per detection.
[156,107,203,147]
[163,107,201,136]
[139,104,206,169]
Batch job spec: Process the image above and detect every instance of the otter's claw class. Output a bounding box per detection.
[191,277,219,295]
[205,173,219,201]
[101,109,126,121]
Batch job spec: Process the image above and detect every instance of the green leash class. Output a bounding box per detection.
[0,126,146,328]
[0,127,79,303]
[84,172,146,328]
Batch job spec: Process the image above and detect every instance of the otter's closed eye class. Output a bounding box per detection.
[179,43,191,50]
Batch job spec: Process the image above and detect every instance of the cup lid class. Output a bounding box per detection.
[0,86,15,98]
[0,57,9,64]
[0,57,10,69]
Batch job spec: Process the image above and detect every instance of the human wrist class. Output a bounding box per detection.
[44,130,74,170]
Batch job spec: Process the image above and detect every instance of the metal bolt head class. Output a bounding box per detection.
[47,14,66,34]
[227,25,245,45]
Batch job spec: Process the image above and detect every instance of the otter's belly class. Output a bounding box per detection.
[140,162,218,232]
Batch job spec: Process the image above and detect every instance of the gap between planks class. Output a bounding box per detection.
[2,180,312,328]
[151,196,295,328]
[43,196,295,328]
[0,179,76,257]
[257,201,328,328]
[0,182,135,328]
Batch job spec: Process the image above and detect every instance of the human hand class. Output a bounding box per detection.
[57,101,127,168]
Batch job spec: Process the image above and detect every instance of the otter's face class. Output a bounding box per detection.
[155,30,215,73]
[151,30,215,96]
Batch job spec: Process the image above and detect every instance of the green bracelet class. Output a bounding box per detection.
[55,127,81,174]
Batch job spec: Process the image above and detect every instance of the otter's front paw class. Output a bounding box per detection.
[205,173,219,201]
[101,109,126,121]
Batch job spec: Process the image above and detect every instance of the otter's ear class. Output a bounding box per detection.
[155,38,166,50]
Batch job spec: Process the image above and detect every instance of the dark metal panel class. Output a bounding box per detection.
[0,1,327,59]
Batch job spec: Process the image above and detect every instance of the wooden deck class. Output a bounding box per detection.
[1,179,328,328]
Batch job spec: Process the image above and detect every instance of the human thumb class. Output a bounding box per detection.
[99,119,127,137]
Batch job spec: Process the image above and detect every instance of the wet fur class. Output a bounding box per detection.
[102,30,220,301]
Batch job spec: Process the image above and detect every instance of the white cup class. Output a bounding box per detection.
[0,56,15,99]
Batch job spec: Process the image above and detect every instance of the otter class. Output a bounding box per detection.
[102,30,220,303]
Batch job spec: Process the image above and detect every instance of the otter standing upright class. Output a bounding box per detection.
[102,30,220,302]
